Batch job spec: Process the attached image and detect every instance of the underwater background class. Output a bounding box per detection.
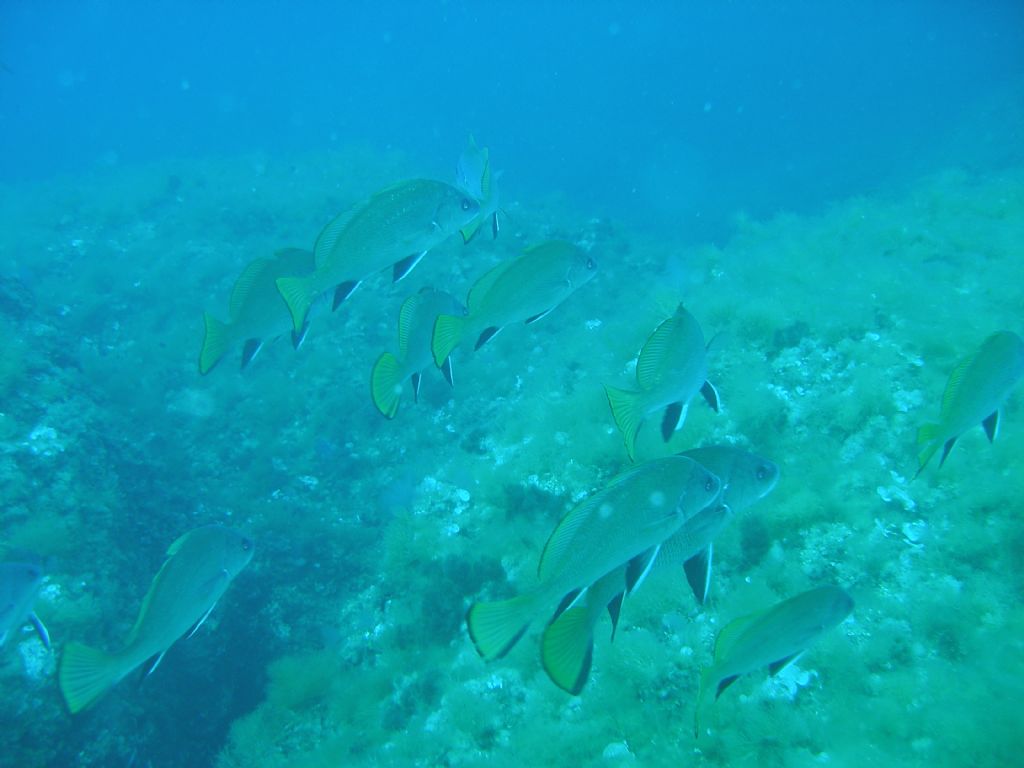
[1,1,1022,766]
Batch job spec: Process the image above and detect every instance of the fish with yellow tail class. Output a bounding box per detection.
[541,446,779,694]
[916,330,1024,477]
[276,179,479,334]
[431,240,597,372]
[58,525,253,713]
[694,585,853,737]
[466,455,721,665]
[199,248,316,374]
[605,304,720,461]
[371,288,464,418]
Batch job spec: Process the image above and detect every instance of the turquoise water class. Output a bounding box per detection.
[1,3,1023,767]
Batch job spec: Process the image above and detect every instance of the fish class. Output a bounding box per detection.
[916,330,1024,476]
[199,247,316,374]
[694,585,854,737]
[605,304,721,461]
[455,135,501,243]
[540,446,779,694]
[58,525,254,713]
[276,179,480,334]
[370,288,464,418]
[0,562,50,649]
[466,455,721,664]
[431,240,597,370]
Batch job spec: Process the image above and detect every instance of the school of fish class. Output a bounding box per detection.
[4,138,1021,738]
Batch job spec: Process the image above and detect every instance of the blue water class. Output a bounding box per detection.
[4,2,1021,238]
[1,2,1023,767]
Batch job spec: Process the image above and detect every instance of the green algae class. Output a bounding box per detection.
[0,144,1021,767]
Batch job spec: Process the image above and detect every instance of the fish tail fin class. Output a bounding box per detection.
[914,423,941,477]
[604,385,643,461]
[370,352,403,419]
[466,595,534,661]
[198,313,231,375]
[431,314,465,369]
[275,275,316,334]
[59,642,124,714]
[541,606,594,695]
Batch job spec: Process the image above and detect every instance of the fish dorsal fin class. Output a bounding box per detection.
[940,352,976,419]
[538,498,596,581]
[313,205,358,269]
[538,464,650,580]
[713,611,761,663]
[636,312,683,390]
[126,541,186,646]
[396,291,428,358]
[466,259,515,314]
[228,259,273,320]
[625,546,661,594]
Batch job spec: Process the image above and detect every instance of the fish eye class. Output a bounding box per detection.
[704,477,716,492]
[460,198,472,211]
[585,257,596,270]
[756,465,768,480]
[241,537,253,552]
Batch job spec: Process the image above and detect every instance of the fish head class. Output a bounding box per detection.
[723,453,780,511]
[432,185,481,236]
[674,460,722,521]
[197,526,256,579]
[565,248,599,289]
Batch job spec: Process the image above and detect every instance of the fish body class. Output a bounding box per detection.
[431,240,597,369]
[541,446,779,693]
[466,455,721,663]
[199,248,316,374]
[371,288,464,418]
[276,179,479,332]
[59,525,254,713]
[916,330,1024,475]
[0,561,49,649]
[605,304,720,461]
[455,135,501,242]
[695,585,854,736]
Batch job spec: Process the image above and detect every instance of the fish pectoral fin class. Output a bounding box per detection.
[30,612,50,650]
[393,251,427,282]
[625,545,661,595]
[491,211,500,239]
[606,592,625,642]
[145,649,169,678]
[474,326,502,350]
[411,372,422,403]
[187,600,219,639]
[700,380,721,412]
[982,410,1000,443]
[715,674,740,700]
[660,402,682,441]
[684,544,713,605]
[333,280,360,310]
[240,338,263,369]
[549,588,585,624]
[291,319,310,350]
[768,652,803,677]
[524,308,553,325]
[938,437,957,468]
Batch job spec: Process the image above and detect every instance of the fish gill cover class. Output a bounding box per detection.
[0,2,1022,767]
